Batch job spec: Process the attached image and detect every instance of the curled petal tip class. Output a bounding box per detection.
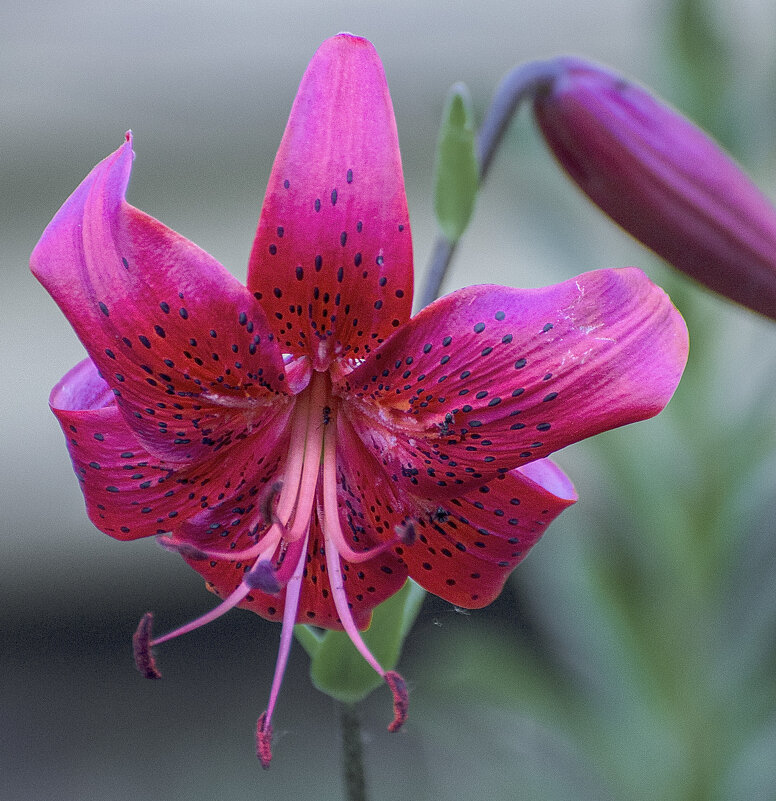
[256,711,273,769]
[384,670,408,733]
[132,612,162,679]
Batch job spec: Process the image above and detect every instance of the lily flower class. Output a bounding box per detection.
[31,34,688,766]
[534,57,776,320]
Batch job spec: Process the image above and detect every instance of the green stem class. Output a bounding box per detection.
[419,60,560,308]
[340,702,367,801]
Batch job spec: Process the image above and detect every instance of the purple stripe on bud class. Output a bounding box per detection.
[534,57,776,320]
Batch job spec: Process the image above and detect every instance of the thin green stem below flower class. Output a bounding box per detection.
[419,60,561,308]
[340,702,367,801]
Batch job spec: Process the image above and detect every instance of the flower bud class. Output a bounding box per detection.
[534,57,776,320]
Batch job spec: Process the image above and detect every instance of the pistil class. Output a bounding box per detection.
[133,370,408,768]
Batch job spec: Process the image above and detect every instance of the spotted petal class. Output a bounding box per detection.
[248,34,413,370]
[51,358,292,541]
[337,405,576,607]
[336,268,688,497]
[31,135,295,465]
[401,459,576,607]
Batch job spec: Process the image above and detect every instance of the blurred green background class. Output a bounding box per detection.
[3,1,776,799]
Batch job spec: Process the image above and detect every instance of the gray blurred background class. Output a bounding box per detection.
[4,1,776,799]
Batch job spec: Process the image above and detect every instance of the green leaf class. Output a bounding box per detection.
[433,82,479,242]
[295,579,425,704]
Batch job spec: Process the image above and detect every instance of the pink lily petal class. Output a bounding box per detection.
[31,135,297,464]
[248,34,413,370]
[51,358,292,541]
[401,459,577,608]
[337,268,688,497]
[335,412,413,540]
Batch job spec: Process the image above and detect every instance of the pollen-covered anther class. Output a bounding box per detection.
[384,670,409,732]
[156,536,208,560]
[259,480,284,529]
[132,612,162,679]
[394,520,416,545]
[256,710,273,769]
[244,560,282,594]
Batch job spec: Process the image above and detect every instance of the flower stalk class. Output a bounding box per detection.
[420,61,559,307]
[340,703,368,801]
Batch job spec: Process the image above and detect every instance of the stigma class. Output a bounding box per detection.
[132,370,409,766]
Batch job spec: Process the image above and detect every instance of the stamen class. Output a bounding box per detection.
[394,520,416,545]
[285,372,328,541]
[159,521,285,564]
[256,529,310,768]
[256,711,273,769]
[320,418,402,563]
[259,480,284,528]
[156,536,208,560]
[321,423,410,732]
[274,391,310,522]
[384,670,409,732]
[150,579,255,647]
[244,560,282,594]
[132,612,162,679]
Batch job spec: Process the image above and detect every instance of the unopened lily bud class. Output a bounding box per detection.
[534,57,776,320]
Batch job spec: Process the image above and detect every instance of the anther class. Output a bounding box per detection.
[156,536,208,560]
[132,612,162,679]
[384,670,409,732]
[256,711,273,769]
[394,520,416,545]
[259,480,284,528]
[244,560,282,594]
